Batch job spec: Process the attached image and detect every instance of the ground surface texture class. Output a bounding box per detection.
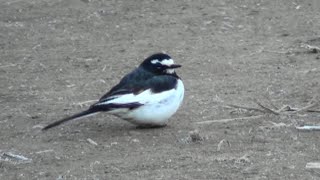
[1,0,320,179]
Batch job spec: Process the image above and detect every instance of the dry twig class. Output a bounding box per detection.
[252,99,280,115]
[243,97,318,114]
[262,95,279,110]
[35,149,54,154]
[225,104,266,113]
[262,50,289,54]
[1,152,32,163]
[0,63,18,68]
[301,43,320,53]
[73,100,97,107]
[295,102,319,113]
[306,162,320,169]
[195,115,265,125]
[296,125,320,131]
[87,138,98,146]
[196,96,319,125]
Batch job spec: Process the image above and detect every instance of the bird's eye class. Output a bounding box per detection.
[155,63,162,69]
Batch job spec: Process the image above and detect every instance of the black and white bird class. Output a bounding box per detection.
[42,53,184,130]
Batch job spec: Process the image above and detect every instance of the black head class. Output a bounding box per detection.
[140,53,181,75]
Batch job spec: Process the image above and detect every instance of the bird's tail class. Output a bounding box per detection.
[42,109,98,131]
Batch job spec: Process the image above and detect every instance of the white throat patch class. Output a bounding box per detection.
[166,69,175,74]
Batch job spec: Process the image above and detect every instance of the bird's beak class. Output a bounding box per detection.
[169,64,182,69]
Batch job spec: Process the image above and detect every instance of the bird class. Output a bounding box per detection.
[42,53,184,130]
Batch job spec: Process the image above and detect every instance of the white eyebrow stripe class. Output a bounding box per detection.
[160,59,174,66]
[151,59,160,64]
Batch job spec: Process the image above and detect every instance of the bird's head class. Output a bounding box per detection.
[140,53,181,75]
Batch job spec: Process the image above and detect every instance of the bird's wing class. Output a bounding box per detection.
[92,75,179,110]
[98,68,148,101]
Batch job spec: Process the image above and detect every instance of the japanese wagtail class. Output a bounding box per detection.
[42,53,184,130]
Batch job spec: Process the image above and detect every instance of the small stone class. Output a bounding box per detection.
[131,138,140,143]
[189,130,203,142]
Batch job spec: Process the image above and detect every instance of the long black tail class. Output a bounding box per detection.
[42,102,143,131]
[42,109,97,131]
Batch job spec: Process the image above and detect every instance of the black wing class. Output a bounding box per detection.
[98,70,179,104]
[99,68,150,101]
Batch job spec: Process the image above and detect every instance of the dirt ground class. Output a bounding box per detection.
[1,0,320,179]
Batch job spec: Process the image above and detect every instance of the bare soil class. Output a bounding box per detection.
[1,0,320,179]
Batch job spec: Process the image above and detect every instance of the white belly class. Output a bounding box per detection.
[119,80,184,126]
